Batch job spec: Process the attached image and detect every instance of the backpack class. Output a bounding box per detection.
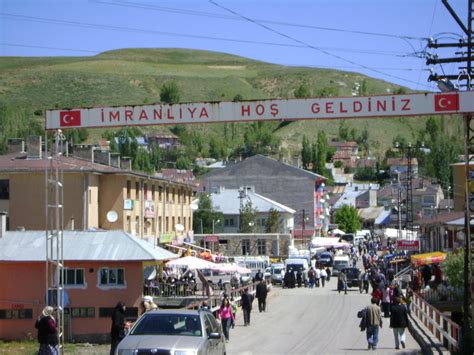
[357,308,368,331]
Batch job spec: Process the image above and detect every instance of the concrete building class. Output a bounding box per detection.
[205,186,295,234]
[200,155,326,235]
[451,162,471,212]
[0,137,194,243]
[0,229,177,342]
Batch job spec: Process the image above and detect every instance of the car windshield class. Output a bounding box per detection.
[273,269,282,274]
[334,261,348,268]
[130,314,202,337]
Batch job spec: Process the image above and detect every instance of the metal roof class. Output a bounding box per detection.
[210,189,295,215]
[0,230,178,262]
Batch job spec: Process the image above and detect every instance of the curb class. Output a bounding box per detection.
[408,312,450,355]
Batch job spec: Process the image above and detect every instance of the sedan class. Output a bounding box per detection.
[116,309,226,355]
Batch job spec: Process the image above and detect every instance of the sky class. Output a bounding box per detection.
[0,0,470,90]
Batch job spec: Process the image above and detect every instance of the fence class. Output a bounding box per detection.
[411,291,460,352]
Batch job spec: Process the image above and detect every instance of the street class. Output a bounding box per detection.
[227,278,421,355]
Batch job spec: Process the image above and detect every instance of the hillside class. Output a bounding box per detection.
[0,48,463,157]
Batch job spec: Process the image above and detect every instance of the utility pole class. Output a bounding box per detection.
[302,208,306,240]
[405,145,414,241]
[428,1,473,352]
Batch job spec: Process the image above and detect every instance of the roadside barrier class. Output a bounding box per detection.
[411,292,460,352]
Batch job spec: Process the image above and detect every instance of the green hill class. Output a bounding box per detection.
[0,48,463,157]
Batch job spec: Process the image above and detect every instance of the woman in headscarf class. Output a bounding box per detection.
[35,306,59,355]
[110,302,126,355]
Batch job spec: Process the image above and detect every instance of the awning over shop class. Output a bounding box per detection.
[411,252,447,267]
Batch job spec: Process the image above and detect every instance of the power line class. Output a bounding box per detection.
[208,0,431,88]
[0,12,417,58]
[93,0,427,41]
[0,42,98,54]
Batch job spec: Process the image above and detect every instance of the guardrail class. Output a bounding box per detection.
[411,291,460,352]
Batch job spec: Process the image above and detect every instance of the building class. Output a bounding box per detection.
[200,155,326,235]
[0,137,194,243]
[417,211,464,252]
[387,158,419,178]
[204,186,295,234]
[451,162,471,212]
[148,132,180,150]
[328,141,359,155]
[0,229,177,342]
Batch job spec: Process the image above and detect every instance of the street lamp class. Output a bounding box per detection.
[212,219,220,234]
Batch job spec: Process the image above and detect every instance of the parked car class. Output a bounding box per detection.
[332,255,350,276]
[342,267,361,288]
[317,252,333,266]
[116,309,226,355]
[270,263,285,285]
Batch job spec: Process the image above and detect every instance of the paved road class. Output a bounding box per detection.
[226,278,421,355]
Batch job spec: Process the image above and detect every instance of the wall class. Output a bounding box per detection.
[0,260,143,342]
[451,163,466,212]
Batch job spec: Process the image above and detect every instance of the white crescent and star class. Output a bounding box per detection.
[62,114,73,124]
[438,97,451,109]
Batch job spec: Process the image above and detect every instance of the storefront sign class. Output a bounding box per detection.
[144,200,155,218]
[123,199,134,210]
[397,239,420,251]
[204,235,219,243]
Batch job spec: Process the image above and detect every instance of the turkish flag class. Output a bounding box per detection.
[434,93,459,112]
[59,111,81,127]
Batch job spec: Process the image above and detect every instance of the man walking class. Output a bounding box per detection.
[390,297,409,349]
[366,297,383,350]
[241,288,254,326]
[255,279,268,312]
[320,267,327,288]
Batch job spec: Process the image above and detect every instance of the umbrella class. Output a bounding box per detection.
[166,256,219,270]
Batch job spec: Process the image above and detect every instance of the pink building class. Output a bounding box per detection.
[0,230,176,342]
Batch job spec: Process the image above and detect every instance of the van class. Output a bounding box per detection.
[270,263,285,285]
[340,233,355,244]
[284,258,309,283]
[332,255,350,276]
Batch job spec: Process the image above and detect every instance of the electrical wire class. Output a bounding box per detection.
[208,0,431,88]
[0,42,97,54]
[92,0,427,41]
[0,12,417,58]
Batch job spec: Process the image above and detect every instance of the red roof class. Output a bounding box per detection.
[418,211,464,225]
[333,151,353,159]
[329,141,358,148]
[387,158,418,166]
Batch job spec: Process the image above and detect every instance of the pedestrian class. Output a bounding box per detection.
[289,268,296,288]
[325,266,331,282]
[390,297,409,349]
[366,297,383,350]
[382,283,392,318]
[35,306,59,355]
[320,267,327,287]
[254,269,264,282]
[255,279,268,312]
[315,266,321,288]
[217,297,235,342]
[338,269,348,294]
[308,267,315,288]
[110,302,127,355]
[241,288,254,326]
[283,268,291,288]
[141,295,158,314]
[296,269,303,288]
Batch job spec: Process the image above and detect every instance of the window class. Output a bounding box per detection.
[0,180,9,200]
[71,307,95,318]
[423,195,435,205]
[144,183,148,198]
[257,239,266,255]
[100,268,125,286]
[135,181,140,200]
[126,216,131,233]
[135,216,140,235]
[152,185,155,200]
[225,218,235,227]
[159,186,163,201]
[126,180,131,199]
[0,309,32,319]
[242,239,250,255]
[62,268,85,286]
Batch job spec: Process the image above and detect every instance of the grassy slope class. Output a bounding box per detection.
[0,48,463,156]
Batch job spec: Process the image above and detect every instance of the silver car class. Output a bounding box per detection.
[116,309,226,355]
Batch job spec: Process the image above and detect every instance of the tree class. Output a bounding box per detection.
[133,147,153,174]
[310,141,318,173]
[357,128,370,154]
[160,82,181,104]
[334,205,361,233]
[425,116,441,143]
[176,155,192,170]
[149,145,162,172]
[233,94,243,102]
[193,194,223,234]
[243,122,279,157]
[443,250,464,289]
[428,135,460,190]
[316,131,327,174]
[265,208,281,233]
[209,136,225,159]
[239,199,257,233]
[338,121,349,141]
[301,135,311,170]
[295,84,311,98]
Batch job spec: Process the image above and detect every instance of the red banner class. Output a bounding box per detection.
[204,235,219,243]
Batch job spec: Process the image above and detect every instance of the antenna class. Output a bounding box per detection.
[106,210,118,223]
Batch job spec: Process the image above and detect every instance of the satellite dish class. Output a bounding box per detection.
[106,210,118,223]
[175,223,184,232]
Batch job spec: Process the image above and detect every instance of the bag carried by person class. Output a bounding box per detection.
[357,307,368,331]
